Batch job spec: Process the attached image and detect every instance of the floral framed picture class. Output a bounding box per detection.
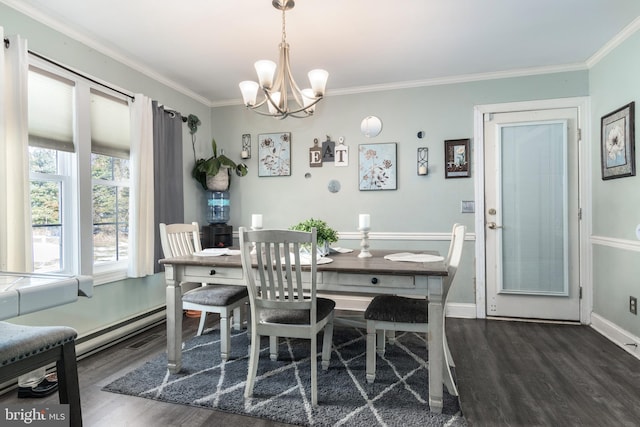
[445,139,471,178]
[601,102,635,180]
[258,132,291,177]
[358,143,397,190]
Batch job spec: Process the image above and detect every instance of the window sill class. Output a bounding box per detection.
[93,261,128,286]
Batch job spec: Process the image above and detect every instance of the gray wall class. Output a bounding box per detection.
[589,30,640,337]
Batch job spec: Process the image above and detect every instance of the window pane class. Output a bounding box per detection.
[113,157,130,180]
[29,147,58,174]
[93,224,117,264]
[91,154,113,180]
[30,180,62,273]
[93,184,116,224]
[32,225,62,272]
[31,181,61,225]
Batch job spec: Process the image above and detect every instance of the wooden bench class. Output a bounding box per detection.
[0,322,82,426]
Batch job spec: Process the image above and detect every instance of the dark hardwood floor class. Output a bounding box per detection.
[447,318,640,427]
[2,315,640,426]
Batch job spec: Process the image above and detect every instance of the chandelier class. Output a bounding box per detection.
[239,0,329,119]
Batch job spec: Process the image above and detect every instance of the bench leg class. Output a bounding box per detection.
[57,342,82,427]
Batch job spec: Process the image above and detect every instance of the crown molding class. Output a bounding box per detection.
[586,16,640,68]
[1,0,211,106]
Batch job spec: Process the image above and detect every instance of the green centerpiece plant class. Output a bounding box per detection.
[290,218,338,256]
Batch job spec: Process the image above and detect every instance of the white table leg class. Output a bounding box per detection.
[428,276,444,414]
[166,279,183,373]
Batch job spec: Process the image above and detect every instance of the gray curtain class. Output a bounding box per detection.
[152,101,184,272]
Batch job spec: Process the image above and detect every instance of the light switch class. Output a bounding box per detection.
[461,201,475,213]
[636,224,640,240]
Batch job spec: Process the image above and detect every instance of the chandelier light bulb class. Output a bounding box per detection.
[239,81,259,106]
[308,69,329,97]
[255,60,277,89]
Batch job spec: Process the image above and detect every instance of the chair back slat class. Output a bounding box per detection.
[444,224,466,302]
[240,228,317,319]
[159,222,201,258]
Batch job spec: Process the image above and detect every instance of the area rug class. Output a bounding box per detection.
[103,326,466,426]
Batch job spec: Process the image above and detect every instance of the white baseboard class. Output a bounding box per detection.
[446,303,477,319]
[590,312,640,360]
[75,308,167,358]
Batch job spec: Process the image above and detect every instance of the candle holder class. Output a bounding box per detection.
[358,227,372,258]
[417,147,428,175]
[241,134,251,159]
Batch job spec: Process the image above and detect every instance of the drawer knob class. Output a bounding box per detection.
[371,277,378,284]
[209,269,216,275]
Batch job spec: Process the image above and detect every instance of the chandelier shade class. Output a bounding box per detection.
[239,0,328,119]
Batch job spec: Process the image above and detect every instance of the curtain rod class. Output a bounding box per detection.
[5,37,135,101]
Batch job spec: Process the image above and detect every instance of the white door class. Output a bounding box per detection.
[484,108,581,321]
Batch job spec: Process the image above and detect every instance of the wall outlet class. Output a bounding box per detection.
[630,296,638,315]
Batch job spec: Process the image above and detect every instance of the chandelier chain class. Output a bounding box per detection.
[281,7,287,44]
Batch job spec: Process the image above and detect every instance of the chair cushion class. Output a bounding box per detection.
[182,285,248,306]
[364,295,428,323]
[0,322,77,367]
[259,297,336,325]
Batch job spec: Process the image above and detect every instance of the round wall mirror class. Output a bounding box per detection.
[360,116,382,138]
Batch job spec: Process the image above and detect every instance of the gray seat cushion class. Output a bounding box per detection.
[0,322,77,367]
[182,285,248,306]
[259,297,336,325]
[364,295,428,323]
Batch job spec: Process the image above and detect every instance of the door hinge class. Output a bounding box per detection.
[578,208,582,220]
[577,128,582,141]
[579,286,583,299]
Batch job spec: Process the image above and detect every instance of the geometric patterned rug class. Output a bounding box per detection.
[103,326,466,426]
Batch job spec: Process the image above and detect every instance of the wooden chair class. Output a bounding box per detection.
[0,322,82,426]
[159,222,249,361]
[239,227,335,406]
[364,224,466,395]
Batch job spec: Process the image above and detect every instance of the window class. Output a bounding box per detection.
[91,91,131,266]
[28,69,75,273]
[27,59,132,279]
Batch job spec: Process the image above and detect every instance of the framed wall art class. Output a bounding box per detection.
[445,138,471,178]
[358,143,397,190]
[258,132,291,177]
[601,102,635,180]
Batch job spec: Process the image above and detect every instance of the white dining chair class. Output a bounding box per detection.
[363,223,466,395]
[159,222,249,361]
[239,227,335,406]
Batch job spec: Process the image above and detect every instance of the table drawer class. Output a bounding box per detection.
[183,265,243,280]
[323,272,414,289]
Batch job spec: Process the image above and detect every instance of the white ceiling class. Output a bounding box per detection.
[4,0,640,106]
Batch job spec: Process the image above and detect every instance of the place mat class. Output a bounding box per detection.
[330,247,354,254]
[384,253,444,263]
[282,254,334,265]
[194,248,241,257]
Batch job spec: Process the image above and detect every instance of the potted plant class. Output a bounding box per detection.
[290,218,339,256]
[192,138,248,191]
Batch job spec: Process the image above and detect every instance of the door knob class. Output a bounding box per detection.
[487,222,503,230]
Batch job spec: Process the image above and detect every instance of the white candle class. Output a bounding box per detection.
[418,165,427,175]
[359,214,370,229]
[241,150,249,159]
[251,214,263,229]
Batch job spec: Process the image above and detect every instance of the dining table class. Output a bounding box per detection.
[159,249,450,413]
